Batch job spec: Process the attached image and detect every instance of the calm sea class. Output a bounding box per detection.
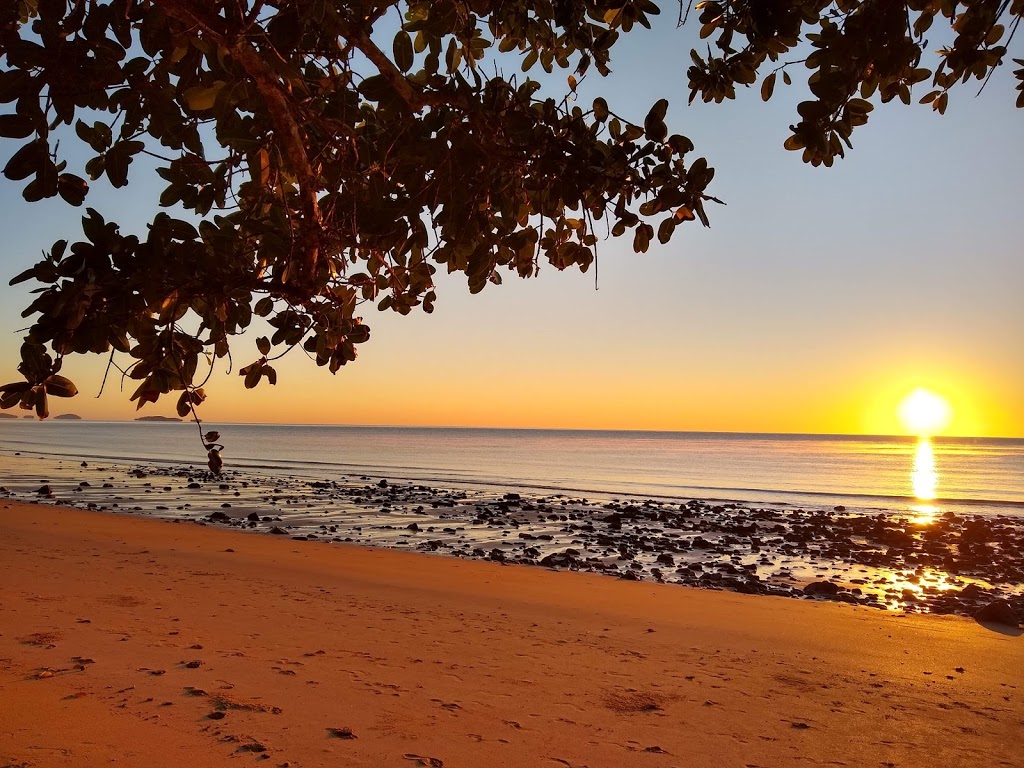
[0,421,1021,516]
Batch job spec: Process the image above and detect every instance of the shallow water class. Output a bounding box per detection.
[1,421,1022,516]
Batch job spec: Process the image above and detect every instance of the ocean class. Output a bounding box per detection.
[0,421,1021,516]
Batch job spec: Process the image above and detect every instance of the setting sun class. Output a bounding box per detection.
[898,388,953,436]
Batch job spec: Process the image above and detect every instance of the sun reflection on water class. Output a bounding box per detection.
[911,438,938,500]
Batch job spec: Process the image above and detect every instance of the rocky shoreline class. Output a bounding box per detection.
[3,456,1023,623]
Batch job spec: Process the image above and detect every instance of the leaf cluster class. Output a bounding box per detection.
[685,0,1022,166]
[1,0,717,433]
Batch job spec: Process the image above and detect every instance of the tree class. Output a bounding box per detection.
[1,1,1021,453]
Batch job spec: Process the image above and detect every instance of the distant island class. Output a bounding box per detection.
[0,412,17,419]
[54,414,83,420]
[135,415,183,422]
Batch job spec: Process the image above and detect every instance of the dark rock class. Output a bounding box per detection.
[539,551,576,568]
[269,526,288,535]
[208,510,230,522]
[406,523,420,532]
[328,727,357,740]
[246,512,260,522]
[803,581,841,596]
[187,482,201,489]
[656,552,675,566]
[36,485,51,495]
[973,599,1020,627]
[378,479,388,487]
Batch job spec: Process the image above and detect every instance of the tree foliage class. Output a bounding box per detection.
[1,0,1021,447]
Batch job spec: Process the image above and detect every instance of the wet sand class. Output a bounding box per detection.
[1,503,1022,768]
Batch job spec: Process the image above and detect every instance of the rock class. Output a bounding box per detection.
[973,599,1020,627]
[378,479,388,488]
[803,581,841,596]
[269,526,288,535]
[539,551,576,568]
[246,512,260,522]
[208,510,230,522]
[188,482,201,489]
[656,552,675,566]
[503,493,521,501]
[406,523,420,532]
[36,484,51,495]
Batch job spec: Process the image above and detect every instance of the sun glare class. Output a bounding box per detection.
[898,388,953,436]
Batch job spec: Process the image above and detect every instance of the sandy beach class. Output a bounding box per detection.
[1,503,1021,768]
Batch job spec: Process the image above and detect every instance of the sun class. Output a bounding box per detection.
[898,388,953,436]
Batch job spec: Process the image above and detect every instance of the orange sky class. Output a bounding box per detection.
[0,18,1021,438]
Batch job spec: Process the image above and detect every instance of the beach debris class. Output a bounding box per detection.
[403,755,443,767]
[327,727,357,739]
[207,711,225,720]
[973,599,1020,627]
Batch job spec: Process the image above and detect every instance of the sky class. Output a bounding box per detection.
[0,9,1021,437]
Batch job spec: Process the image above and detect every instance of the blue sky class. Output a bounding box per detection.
[0,10,1021,435]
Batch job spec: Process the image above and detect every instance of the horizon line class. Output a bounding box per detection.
[5,416,1021,441]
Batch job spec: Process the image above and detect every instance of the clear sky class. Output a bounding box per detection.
[1,11,1021,437]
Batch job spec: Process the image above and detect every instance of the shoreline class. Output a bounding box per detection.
[1,453,1023,616]
[1,502,1022,767]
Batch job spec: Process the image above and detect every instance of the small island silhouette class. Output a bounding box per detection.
[54,414,83,420]
[135,415,183,422]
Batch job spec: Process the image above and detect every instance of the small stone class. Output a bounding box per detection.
[207,711,225,720]
[803,581,841,596]
[327,727,357,740]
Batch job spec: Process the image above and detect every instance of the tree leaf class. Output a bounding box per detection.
[183,82,225,112]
